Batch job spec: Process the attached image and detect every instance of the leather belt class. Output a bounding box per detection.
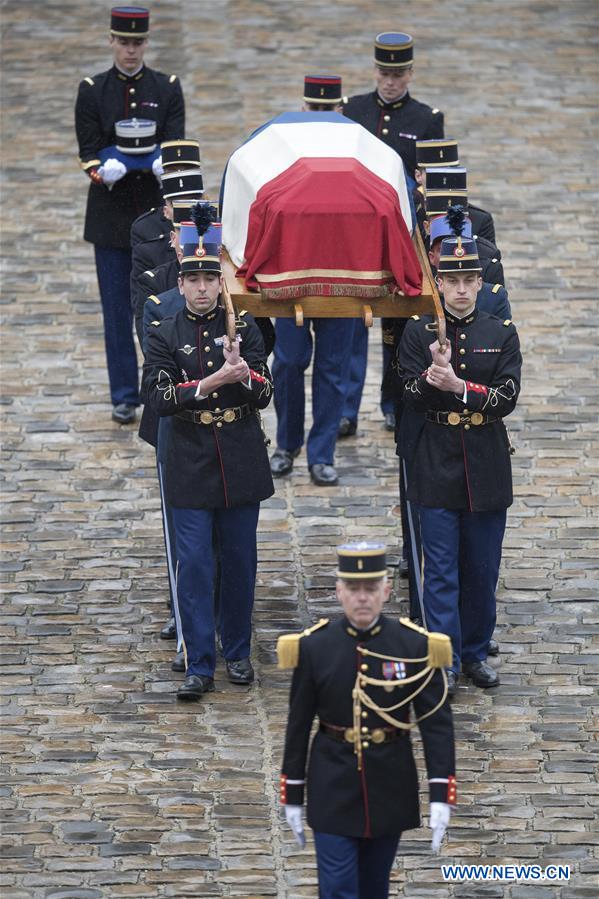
[176,404,252,425]
[319,722,402,745]
[425,411,497,427]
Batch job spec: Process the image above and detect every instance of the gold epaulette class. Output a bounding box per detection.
[277,619,329,669]
[149,295,161,305]
[503,319,512,326]
[83,76,94,86]
[169,74,178,83]
[432,108,440,114]
[144,270,155,278]
[151,320,160,326]
[492,283,501,294]
[400,617,452,669]
[411,314,420,321]
[238,309,247,317]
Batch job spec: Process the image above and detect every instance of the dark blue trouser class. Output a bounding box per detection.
[171,504,259,677]
[272,317,354,466]
[417,506,507,672]
[313,831,400,899]
[341,321,394,424]
[94,245,139,406]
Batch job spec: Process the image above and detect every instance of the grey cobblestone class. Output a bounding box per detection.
[1,0,598,897]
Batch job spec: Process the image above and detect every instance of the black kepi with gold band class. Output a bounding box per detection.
[161,169,204,199]
[161,139,201,169]
[110,6,149,37]
[303,75,343,105]
[336,542,388,580]
[374,32,413,68]
[437,234,482,273]
[416,138,459,168]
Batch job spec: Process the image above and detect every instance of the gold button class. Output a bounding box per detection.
[216,421,223,428]
[361,711,368,719]
[204,346,210,352]
[212,392,218,398]
[130,102,137,109]
[215,407,221,412]
[460,363,466,370]
[382,128,389,135]
[360,663,368,672]
[383,115,390,122]
[129,87,135,94]
[464,424,470,430]
[203,331,209,337]
[464,409,469,414]
[362,741,369,749]
[459,348,466,355]
[207,361,213,368]
[460,333,466,340]
[361,726,368,734]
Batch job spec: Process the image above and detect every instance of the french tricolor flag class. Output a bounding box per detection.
[221,112,422,301]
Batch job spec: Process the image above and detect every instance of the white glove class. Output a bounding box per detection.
[152,156,164,180]
[284,804,305,848]
[98,158,127,187]
[430,802,451,852]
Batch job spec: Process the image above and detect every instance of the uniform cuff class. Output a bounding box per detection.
[280,774,304,806]
[429,776,457,805]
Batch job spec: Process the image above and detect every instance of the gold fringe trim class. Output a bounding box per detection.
[262,283,393,301]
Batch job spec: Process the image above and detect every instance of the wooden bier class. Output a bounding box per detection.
[222,230,445,331]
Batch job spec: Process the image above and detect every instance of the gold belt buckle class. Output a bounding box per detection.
[470,412,484,426]
[344,728,355,743]
[223,409,236,423]
[447,412,461,426]
[199,411,213,425]
[370,728,386,744]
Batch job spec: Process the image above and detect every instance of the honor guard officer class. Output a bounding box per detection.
[75,6,185,424]
[268,75,355,488]
[385,208,509,668]
[130,139,202,315]
[415,138,496,245]
[143,237,274,700]
[342,32,443,434]
[278,543,456,899]
[399,234,522,694]
[302,74,343,112]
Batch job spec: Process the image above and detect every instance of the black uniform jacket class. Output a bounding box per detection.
[281,615,455,838]
[344,90,444,174]
[134,257,180,342]
[399,310,521,511]
[143,303,274,509]
[75,65,184,247]
[131,206,171,247]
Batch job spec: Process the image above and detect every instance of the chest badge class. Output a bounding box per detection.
[179,345,195,355]
[382,660,406,691]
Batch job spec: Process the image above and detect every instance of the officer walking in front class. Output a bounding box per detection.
[278,542,455,899]
[143,237,274,700]
[399,234,522,693]
[74,6,184,424]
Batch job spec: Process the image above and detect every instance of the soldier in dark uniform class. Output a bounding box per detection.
[279,542,455,899]
[74,6,184,424]
[143,239,274,700]
[399,235,522,693]
[129,139,202,315]
[341,32,443,435]
[269,75,354,487]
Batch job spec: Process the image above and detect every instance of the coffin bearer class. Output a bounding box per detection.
[342,32,443,433]
[279,542,455,899]
[143,237,274,700]
[75,6,185,424]
[399,234,522,693]
[302,74,343,112]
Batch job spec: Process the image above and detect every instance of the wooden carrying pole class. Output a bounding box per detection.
[414,227,446,350]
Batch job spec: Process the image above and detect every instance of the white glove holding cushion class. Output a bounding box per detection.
[98,158,127,187]
[430,801,451,852]
[284,804,306,848]
[152,156,164,180]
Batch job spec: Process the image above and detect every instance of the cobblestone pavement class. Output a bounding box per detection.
[1,1,598,897]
